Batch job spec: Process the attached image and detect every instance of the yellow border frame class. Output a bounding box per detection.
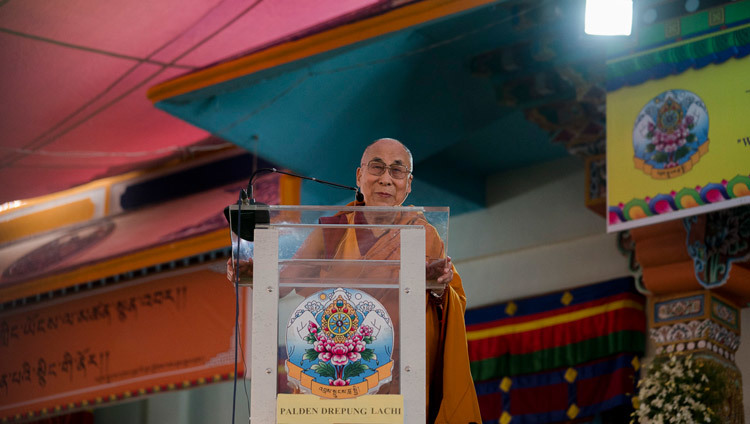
[0,229,227,303]
[147,0,499,103]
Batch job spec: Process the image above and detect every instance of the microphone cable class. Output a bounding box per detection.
[230,187,253,423]
[231,189,242,424]
[247,168,362,202]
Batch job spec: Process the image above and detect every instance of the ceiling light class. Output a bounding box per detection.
[585,0,633,36]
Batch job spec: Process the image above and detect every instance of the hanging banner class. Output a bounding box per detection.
[466,277,645,422]
[606,48,750,232]
[466,277,645,381]
[0,266,247,421]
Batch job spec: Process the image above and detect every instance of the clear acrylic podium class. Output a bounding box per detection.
[228,205,449,423]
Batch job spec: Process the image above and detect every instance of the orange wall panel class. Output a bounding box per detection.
[0,265,247,421]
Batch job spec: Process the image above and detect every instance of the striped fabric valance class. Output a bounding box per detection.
[466,277,646,423]
[474,353,640,423]
[607,24,750,91]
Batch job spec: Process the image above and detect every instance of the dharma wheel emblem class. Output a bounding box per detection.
[322,296,359,341]
[632,89,709,179]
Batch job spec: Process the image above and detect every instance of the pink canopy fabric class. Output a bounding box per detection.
[0,0,397,204]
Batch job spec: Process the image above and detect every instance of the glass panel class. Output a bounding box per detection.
[229,206,448,402]
[229,205,449,290]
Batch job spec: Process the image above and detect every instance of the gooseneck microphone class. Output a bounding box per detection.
[223,167,363,423]
[223,167,363,241]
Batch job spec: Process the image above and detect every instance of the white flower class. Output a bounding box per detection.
[636,354,721,423]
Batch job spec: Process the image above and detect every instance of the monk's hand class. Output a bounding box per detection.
[426,256,453,298]
[226,257,254,282]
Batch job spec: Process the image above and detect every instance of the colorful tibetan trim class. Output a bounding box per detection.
[0,373,235,423]
[608,174,750,225]
[649,292,741,362]
[685,205,750,287]
[607,25,750,91]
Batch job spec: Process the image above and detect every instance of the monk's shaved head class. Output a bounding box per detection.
[356,138,413,206]
[361,138,413,172]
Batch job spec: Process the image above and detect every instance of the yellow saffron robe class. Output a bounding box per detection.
[296,205,481,423]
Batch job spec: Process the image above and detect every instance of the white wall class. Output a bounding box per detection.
[450,155,631,307]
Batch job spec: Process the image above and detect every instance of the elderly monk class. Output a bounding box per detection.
[228,138,481,423]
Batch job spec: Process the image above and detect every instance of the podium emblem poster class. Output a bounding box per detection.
[285,288,395,398]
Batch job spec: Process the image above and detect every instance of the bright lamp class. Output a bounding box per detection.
[585,0,633,36]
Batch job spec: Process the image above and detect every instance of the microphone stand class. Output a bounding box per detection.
[223,167,363,423]
[224,168,363,241]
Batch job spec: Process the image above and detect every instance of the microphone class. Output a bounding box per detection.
[223,168,363,241]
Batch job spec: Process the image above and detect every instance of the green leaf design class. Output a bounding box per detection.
[304,334,317,343]
[362,336,373,344]
[645,143,655,153]
[303,349,320,362]
[652,152,668,163]
[343,362,369,380]
[310,361,336,378]
[360,349,376,362]
[686,134,696,143]
[675,146,690,160]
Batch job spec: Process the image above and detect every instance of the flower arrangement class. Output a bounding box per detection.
[302,321,377,386]
[633,354,727,423]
